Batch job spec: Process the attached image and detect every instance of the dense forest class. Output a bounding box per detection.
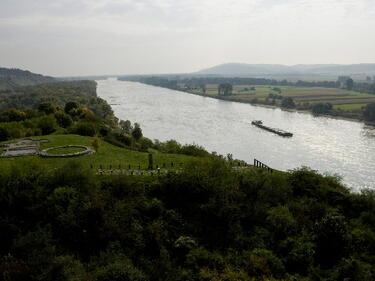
[1,159,375,280]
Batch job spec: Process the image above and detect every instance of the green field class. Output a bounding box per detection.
[333,103,367,110]
[0,134,198,171]
[194,84,375,109]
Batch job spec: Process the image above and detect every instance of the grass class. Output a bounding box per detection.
[47,146,87,155]
[333,104,366,110]
[190,84,374,117]
[0,134,198,172]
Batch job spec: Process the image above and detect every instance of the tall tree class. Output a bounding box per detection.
[346,78,354,90]
[218,83,233,96]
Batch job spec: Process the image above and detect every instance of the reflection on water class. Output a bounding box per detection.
[97,79,375,190]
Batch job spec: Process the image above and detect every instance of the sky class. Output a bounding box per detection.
[1,0,375,76]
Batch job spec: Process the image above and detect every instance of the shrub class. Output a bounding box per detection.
[36,115,58,135]
[70,121,97,136]
[0,126,9,141]
[54,111,73,128]
[64,101,79,114]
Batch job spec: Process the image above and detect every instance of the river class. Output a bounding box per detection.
[97,78,375,190]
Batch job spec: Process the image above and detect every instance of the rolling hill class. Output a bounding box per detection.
[196,63,375,78]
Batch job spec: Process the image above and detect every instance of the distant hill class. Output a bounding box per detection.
[196,63,375,79]
[0,67,55,90]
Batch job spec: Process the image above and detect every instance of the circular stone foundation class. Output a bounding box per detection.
[39,145,95,158]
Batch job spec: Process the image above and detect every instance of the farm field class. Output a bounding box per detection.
[0,134,198,172]
[191,84,375,109]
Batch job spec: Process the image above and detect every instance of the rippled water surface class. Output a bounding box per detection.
[97,79,375,190]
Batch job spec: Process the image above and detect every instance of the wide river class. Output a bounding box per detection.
[97,78,375,190]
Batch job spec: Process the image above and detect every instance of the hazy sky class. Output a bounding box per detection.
[1,0,375,76]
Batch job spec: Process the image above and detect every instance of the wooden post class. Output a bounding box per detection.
[148,153,153,170]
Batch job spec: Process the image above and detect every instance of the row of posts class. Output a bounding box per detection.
[90,162,184,170]
[254,159,273,173]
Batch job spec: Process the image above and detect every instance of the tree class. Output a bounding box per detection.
[218,83,233,96]
[91,135,101,152]
[36,115,58,135]
[131,123,143,140]
[119,120,132,133]
[281,97,295,108]
[312,103,333,115]
[363,103,375,122]
[38,102,56,115]
[346,78,354,90]
[200,84,206,94]
[54,111,73,128]
[64,101,79,114]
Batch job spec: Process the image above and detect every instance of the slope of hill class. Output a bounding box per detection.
[197,63,375,78]
[0,67,55,90]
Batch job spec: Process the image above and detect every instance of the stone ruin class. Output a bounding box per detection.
[0,139,50,158]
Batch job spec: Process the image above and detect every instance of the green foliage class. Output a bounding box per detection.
[69,121,98,136]
[243,249,285,278]
[64,101,79,114]
[54,111,73,128]
[131,123,143,140]
[36,114,58,135]
[0,154,374,280]
[346,78,354,90]
[38,102,56,114]
[218,83,233,96]
[92,135,101,152]
[312,102,333,115]
[95,259,146,281]
[363,103,375,121]
[281,97,295,108]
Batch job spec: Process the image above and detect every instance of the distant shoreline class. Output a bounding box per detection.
[174,88,374,126]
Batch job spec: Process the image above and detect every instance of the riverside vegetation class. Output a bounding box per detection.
[0,68,375,280]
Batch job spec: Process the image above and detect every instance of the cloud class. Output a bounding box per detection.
[0,0,374,76]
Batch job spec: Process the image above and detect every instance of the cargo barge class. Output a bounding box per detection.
[251,120,293,137]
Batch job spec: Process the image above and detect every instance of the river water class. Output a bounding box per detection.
[97,78,375,190]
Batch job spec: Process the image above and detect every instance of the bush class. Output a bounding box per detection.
[38,102,56,115]
[70,121,97,136]
[0,126,9,141]
[54,111,73,128]
[94,260,146,281]
[36,115,58,135]
[281,97,295,108]
[312,103,333,115]
[363,103,375,122]
[64,101,79,114]
[243,249,285,278]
